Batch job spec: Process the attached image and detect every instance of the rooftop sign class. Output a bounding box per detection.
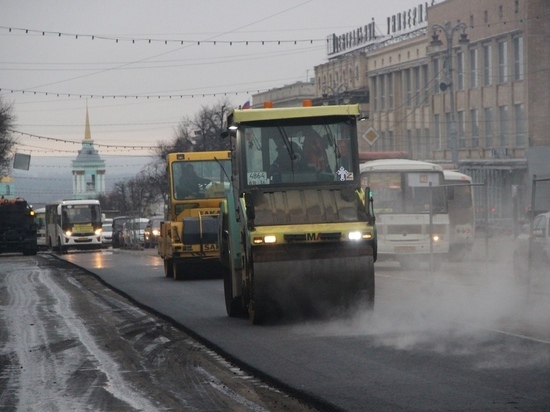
[327,2,429,57]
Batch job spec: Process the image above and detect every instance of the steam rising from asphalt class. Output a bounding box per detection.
[296,237,550,366]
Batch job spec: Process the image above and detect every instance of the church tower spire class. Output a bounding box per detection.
[84,102,92,141]
[71,105,106,199]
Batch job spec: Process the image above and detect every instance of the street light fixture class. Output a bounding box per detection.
[431,21,469,167]
[322,82,351,105]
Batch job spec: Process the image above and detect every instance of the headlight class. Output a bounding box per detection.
[432,234,442,242]
[348,231,362,241]
[152,229,160,236]
[95,228,103,236]
[253,235,277,244]
[65,230,72,237]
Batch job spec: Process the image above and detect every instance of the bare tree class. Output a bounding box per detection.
[103,98,234,217]
[189,98,232,152]
[0,98,16,175]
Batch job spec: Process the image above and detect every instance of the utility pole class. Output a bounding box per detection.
[431,21,469,168]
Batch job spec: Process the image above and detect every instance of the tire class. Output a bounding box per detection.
[163,259,173,278]
[173,260,185,280]
[223,266,243,317]
[363,255,375,310]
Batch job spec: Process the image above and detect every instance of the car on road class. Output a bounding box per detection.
[101,218,113,247]
[122,217,149,248]
[513,211,550,283]
[144,216,163,248]
[112,216,130,248]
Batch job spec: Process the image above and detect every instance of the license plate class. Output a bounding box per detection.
[395,246,416,253]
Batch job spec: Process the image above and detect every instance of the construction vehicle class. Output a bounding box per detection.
[158,151,232,280]
[219,101,377,323]
[0,196,38,255]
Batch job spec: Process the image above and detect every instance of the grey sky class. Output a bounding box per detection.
[1,0,422,157]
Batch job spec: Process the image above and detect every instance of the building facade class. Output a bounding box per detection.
[71,107,106,200]
[251,80,316,108]
[311,0,549,222]
[0,176,14,199]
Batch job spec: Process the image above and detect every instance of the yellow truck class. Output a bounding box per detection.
[158,151,231,280]
[219,102,377,323]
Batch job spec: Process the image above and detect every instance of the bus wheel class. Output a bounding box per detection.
[57,238,65,254]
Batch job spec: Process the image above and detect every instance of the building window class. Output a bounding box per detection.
[484,10,488,24]
[372,77,377,111]
[388,73,394,109]
[515,0,519,13]
[470,109,479,147]
[470,15,474,28]
[458,111,465,148]
[380,74,386,110]
[424,127,430,158]
[499,105,509,146]
[433,59,441,93]
[513,36,524,81]
[515,104,525,146]
[434,114,441,150]
[499,5,503,20]
[483,44,492,86]
[457,52,464,90]
[415,128,422,158]
[422,64,429,103]
[378,131,385,150]
[407,129,413,155]
[484,108,493,147]
[388,131,394,150]
[405,69,412,106]
[414,67,420,106]
[498,40,508,84]
[469,49,478,88]
[446,112,452,150]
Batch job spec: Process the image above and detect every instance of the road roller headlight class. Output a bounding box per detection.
[253,235,277,244]
[95,228,102,236]
[432,234,442,242]
[65,230,72,237]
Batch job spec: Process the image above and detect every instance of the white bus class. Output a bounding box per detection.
[360,159,450,268]
[45,199,103,253]
[34,207,47,250]
[443,170,475,261]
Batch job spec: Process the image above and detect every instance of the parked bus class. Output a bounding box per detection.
[443,170,475,261]
[34,207,47,250]
[45,199,103,253]
[360,159,450,269]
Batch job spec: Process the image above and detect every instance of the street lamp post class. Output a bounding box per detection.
[322,82,350,105]
[431,21,468,167]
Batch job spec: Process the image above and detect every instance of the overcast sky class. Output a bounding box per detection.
[2,0,424,158]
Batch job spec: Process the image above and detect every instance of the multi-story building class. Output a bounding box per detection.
[310,0,549,222]
[251,80,316,108]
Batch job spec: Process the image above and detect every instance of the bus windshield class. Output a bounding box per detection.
[366,171,447,214]
[447,182,473,208]
[62,204,101,225]
[241,117,355,186]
